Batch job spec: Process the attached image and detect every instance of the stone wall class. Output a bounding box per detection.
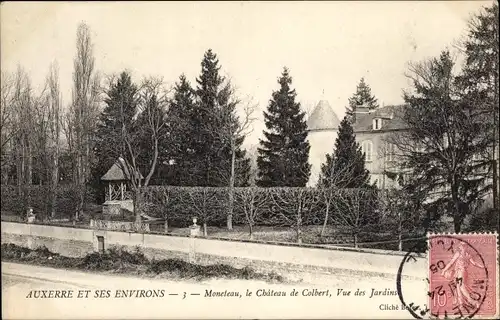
[1,221,426,279]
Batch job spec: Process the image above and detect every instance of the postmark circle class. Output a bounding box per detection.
[397,234,489,319]
[396,238,428,319]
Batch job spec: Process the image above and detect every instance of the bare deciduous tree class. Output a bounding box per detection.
[210,81,257,230]
[1,72,17,151]
[270,187,319,243]
[1,71,17,184]
[11,66,36,213]
[45,62,62,218]
[331,188,378,248]
[66,22,101,221]
[235,187,270,239]
[114,76,168,223]
[184,187,222,237]
[142,186,172,232]
[317,158,369,236]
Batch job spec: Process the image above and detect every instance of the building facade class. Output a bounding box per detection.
[352,104,406,189]
[306,101,405,188]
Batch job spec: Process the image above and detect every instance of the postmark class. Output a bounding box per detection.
[397,233,498,319]
[396,237,430,319]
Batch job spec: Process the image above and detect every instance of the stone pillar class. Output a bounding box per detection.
[26,207,35,224]
[189,217,200,237]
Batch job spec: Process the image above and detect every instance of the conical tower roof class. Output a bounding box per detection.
[307,100,340,131]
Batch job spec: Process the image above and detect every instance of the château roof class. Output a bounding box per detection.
[307,100,340,131]
[101,157,144,181]
[353,105,407,133]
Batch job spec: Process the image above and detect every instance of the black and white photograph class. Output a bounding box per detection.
[1,1,499,319]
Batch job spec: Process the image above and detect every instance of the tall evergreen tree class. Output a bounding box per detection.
[257,67,310,187]
[186,49,250,187]
[390,51,492,232]
[92,72,138,202]
[318,117,370,188]
[346,77,379,123]
[192,49,224,186]
[164,74,198,185]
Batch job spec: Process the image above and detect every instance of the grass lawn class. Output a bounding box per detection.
[2,207,413,251]
[168,224,371,245]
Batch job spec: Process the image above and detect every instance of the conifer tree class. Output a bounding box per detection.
[346,77,379,123]
[164,74,198,185]
[191,49,250,187]
[92,72,138,201]
[317,117,370,188]
[257,67,310,187]
[390,50,492,233]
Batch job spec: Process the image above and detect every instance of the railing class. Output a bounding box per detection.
[106,185,133,201]
[90,219,150,232]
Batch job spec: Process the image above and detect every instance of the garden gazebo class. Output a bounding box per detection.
[101,157,142,202]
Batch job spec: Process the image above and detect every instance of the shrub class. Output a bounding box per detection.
[1,243,31,259]
[1,243,286,282]
[107,246,148,265]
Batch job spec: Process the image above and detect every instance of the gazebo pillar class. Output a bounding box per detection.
[120,181,124,200]
[108,183,112,201]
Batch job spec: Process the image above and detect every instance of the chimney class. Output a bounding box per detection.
[355,103,371,114]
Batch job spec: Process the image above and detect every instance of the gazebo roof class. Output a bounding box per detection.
[101,157,143,181]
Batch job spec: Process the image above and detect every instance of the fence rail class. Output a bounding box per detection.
[90,219,150,232]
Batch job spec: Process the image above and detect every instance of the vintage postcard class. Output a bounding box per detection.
[1,1,499,319]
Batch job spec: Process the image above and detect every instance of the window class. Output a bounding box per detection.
[373,118,382,130]
[386,143,396,162]
[362,140,373,162]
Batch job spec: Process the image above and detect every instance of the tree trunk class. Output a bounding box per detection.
[296,201,302,244]
[17,141,24,212]
[26,142,32,210]
[134,189,142,223]
[398,211,402,251]
[75,150,84,221]
[398,231,402,252]
[50,153,59,218]
[451,178,461,233]
[248,219,254,240]
[164,218,168,234]
[227,144,236,230]
[354,233,358,248]
[321,200,330,237]
[76,190,84,222]
[203,222,207,237]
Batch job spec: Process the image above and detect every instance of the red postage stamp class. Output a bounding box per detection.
[428,233,498,319]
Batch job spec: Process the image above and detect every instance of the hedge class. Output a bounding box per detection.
[0,184,94,220]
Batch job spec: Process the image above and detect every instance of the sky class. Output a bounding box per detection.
[1,1,493,149]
